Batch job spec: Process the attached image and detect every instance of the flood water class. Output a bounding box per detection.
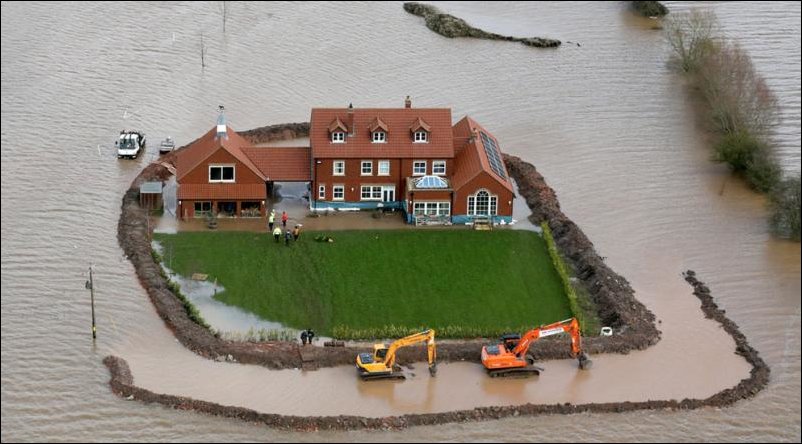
[2,1,799,442]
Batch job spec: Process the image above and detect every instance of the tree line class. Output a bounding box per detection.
[665,10,800,241]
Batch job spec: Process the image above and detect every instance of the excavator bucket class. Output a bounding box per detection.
[578,352,593,370]
[428,362,438,377]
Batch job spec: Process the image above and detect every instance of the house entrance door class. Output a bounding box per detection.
[382,187,395,202]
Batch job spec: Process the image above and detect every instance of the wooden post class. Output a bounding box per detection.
[87,266,96,340]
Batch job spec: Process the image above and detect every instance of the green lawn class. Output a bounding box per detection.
[154,230,572,338]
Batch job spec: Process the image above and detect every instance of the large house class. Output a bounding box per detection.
[176,112,310,219]
[176,99,514,224]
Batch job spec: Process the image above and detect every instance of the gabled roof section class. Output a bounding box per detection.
[368,117,388,133]
[327,117,348,133]
[178,183,267,200]
[176,126,266,182]
[241,146,311,181]
[410,117,431,133]
[310,107,453,158]
[451,116,514,194]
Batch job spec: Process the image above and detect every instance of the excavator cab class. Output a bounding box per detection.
[374,344,389,362]
[500,333,521,351]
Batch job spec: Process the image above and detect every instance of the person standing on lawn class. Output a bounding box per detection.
[292,224,301,241]
[268,210,275,231]
[281,210,288,228]
[272,226,282,243]
[284,229,292,247]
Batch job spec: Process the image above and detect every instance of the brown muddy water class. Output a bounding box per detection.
[1,1,799,442]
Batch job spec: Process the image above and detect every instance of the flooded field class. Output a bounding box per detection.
[2,1,799,441]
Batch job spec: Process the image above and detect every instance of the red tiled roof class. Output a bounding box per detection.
[176,126,266,181]
[368,117,389,133]
[451,116,514,193]
[410,117,431,133]
[241,146,311,181]
[310,108,453,158]
[178,183,267,200]
[328,117,348,133]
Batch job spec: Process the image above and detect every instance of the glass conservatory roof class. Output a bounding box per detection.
[415,175,448,189]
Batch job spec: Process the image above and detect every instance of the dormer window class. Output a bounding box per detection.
[368,117,389,144]
[328,117,349,144]
[410,117,431,143]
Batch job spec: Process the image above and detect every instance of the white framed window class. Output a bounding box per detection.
[209,165,235,183]
[333,160,345,176]
[432,160,446,175]
[360,185,383,200]
[372,131,386,143]
[414,131,428,143]
[331,132,345,143]
[412,201,450,216]
[318,184,326,200]
[194,201,212,217]
[378,160,390,176]
[333,185,344,201]
[413,160,426,176]
[467,190,497,216]
[361,161,373,176]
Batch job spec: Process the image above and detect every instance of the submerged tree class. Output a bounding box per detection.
[770,175,801,241]
[664,9,717,73]
[699,41,780,137]
[632,1,668,17]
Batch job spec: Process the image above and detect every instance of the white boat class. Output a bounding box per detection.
[159,136,175,154]
[116,130,146,159]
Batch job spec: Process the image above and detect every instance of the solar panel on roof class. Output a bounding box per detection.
[480,131,507,179]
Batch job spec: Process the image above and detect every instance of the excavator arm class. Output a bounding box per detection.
[385,329,437,376]
[356,329,437,380]
[512,318,584,358]
[481,317,592,377]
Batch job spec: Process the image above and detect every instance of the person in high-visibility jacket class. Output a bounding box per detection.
[272,226,282,243]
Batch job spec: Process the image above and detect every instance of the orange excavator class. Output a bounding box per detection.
[481,317,592,377]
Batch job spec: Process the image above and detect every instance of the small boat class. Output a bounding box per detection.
[116,130,146,159]
[159,136,175,154]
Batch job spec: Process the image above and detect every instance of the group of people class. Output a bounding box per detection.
[299,328,315,345]
[268,210,302,246]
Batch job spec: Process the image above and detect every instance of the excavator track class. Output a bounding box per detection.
[358,371,406,381]
[487,365,544,378]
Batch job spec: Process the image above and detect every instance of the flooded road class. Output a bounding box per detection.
[2,1,799,442]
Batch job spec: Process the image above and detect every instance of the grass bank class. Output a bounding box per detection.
[153,230,572,339]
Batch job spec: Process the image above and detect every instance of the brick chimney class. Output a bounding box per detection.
[347,103,355,136]
[405,96,412,108]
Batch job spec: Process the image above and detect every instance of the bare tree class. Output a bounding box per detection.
[699,41,779,136]
[664,9,717,73]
